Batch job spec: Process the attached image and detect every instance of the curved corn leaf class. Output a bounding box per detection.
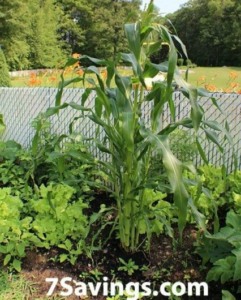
[141,128,189,238]
[124,23,141,61]
[203,128,223,153]
[55,76,83,107]
[120,111,135,152]
[196,137,208,164]
[115,74,132,99]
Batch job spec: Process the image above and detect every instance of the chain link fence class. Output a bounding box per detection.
[0,87,240,170]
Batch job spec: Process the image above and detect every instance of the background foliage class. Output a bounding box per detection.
[168,0,241,66]
[0,49,11,87]
[2,0,240,70]
[0,0,141,70]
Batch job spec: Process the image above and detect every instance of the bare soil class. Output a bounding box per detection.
[19,225,227,300]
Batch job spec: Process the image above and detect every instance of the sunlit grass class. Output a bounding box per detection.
[185,66,241,92]
[10,66,241,93]
[10,67,133,89]
[0,271,35,300]
[0,271,65,300]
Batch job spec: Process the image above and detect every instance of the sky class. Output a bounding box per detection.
[141,0,188,15]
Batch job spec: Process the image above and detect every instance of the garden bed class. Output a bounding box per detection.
[19,222,235,300]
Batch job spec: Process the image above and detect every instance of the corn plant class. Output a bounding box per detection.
[43,3,232,252]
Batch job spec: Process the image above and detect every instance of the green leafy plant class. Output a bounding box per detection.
[197,210,241,289]
[228,171,241,215]
[184,167,241,232]
[118,258,139,276]
[31,183,90,260]
[32,184,88,239]
[31,114,104,196]
[79,268,104,283]
[0,114,5,135]
[0,188,38,271]
[169,129,197,162]
[0,140,34,204]
[222,290,236,300]
[40,2,231,252]
[184,165,227,229]
[89,268,104,282]
[138,189,174,238]
[58,239,86,265]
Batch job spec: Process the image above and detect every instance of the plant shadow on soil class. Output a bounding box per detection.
[20,192,234,299]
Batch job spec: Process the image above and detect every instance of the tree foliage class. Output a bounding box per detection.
[56,0,90,54]
[56,0,141,61]
[0,48,11,87]
[79,0,141,61]
[1,0,241,69]
[0,0,141,70]
[168,0,241,66]
[0,0,66,70]
[28,0,66,68]
[0,0,31,70]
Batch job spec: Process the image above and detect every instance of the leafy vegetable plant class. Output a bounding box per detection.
[197,210,241,288]
[31,183,89,247]
[0,188,37,271]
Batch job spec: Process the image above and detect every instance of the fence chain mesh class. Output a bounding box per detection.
[0,88,240,171]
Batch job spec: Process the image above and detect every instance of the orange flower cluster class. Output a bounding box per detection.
[223,71,240,93]
[72,53,80,59]
[49,75,58,83]
[204,84,217,92]
[76,69,84,76]
[198,71,240,93]
[64,53,81,76]
[229,71,238,80]
[28,72,42,86]
[100,69,107,79]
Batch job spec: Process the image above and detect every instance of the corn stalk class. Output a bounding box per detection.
[44,3,233,252]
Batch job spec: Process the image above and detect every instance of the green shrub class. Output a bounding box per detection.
[186,58,192,66]
[0,141,34,203]
[0,49,11,87]
[31,183,89,245]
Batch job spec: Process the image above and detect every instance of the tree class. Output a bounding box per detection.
[28,0,66,68]
[0,48,11,87]
[56,0,90,54]
[0,0,31,70]
[79,0,141,60]
[168,0,241,66]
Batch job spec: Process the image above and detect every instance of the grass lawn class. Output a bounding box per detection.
[185,66,241,92]
[10,67,132,89]
[10,66,241,92]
